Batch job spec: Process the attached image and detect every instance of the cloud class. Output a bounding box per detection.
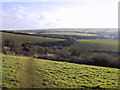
[1,1,118,30]
[38,5,118,28]
[2,5,62,29]
[2,5,43,29]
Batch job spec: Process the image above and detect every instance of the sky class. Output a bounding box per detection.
[1,0,119,30]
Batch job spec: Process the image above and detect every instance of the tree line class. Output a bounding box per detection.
[2,38,120,68]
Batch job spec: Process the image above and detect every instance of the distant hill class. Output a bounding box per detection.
[13,28,118,39]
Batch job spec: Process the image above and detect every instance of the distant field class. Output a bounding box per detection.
[66,39,118,52]
[2,32,63,43]
[42,32,97,36]
[2,55,119,88]
[16,29,88,32]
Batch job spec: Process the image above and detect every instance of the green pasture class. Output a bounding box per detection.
[2,55,119,88]
[2,32,63,43]
[66,39,118,52]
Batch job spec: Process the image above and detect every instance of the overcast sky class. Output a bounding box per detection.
[1,0,119,30]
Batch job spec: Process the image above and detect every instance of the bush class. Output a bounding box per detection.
[69,56,89,64]
[91,53,117,67]
[22,46,38,57]
[3,38,21,54]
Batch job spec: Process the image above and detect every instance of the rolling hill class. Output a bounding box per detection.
[42,32,97,36]
[2,32,63,44]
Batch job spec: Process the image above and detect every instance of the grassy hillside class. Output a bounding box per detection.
[2,32,63,43]
[2,55,119,89]
[66,39,118,52]
[42,32,97,36]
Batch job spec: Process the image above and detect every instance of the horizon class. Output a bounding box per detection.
[0,28,118,31]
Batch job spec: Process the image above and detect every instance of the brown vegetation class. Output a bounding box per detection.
[2,38,119,68]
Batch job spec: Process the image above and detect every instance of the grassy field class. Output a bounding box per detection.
[2,32,63,43]
[65,39,118,52]
[2,54,119,88]
[42,32,97,36]
[2,33,118,52]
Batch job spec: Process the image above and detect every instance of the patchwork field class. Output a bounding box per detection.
[42,32,97,36]
[2,32,63,43]
[2,55,119,89]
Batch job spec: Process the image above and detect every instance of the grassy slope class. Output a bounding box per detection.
[2,55,119,88]
[66,39,118,52]
[42,32,97,36]
[2,32,118,52]
[2,32,63,43]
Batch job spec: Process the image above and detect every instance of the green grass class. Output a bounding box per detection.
[66,39,118,52]
[42,32,97,36]
[2,54,119,88]
[2,32,63,43]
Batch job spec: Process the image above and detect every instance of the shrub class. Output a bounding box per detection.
[3,38,21,54]
[91,53,116,67]
[69,56,89,64]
